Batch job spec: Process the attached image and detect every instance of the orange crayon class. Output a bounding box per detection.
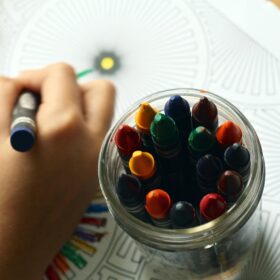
[54,254,74,279]
[129,151,161,192]
[145,189,172,228]
[215,121,242,151]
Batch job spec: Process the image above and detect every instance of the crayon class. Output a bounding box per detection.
[169,201,198,229]
[114,124,141,172]
[191,97,218,131]
[200,193,227,222]
[145,189,172,228]
[80,217,107,227]
[164,95,192,144]
[54,254,75,279]
[129,151,161,192]
[188,126,215,164]
[61,243,87,269]
[70,236,97,255]
[224,143,251,183]
[150,113,190,200]
[74,227,107,243]
[135,102,158,153]
[196,154,223,193]
[10,90,40,152]
[215,121,242,152]
[116,173,149,221]
[45,265,60,280]
[86,203,108,213]
[217,170,243,205]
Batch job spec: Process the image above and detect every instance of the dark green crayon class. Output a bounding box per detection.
[188,126,215,164]
[150,113,190,201]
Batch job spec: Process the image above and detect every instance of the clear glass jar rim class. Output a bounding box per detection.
[99,88,265,248]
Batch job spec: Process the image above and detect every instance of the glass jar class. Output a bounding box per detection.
[98,89,265,280]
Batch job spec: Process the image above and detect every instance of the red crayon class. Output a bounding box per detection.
[80,217,107,227]
[200,193,227,222]
[114,124,141,172]
[45,265,60,280]
[145,189,172,228]
[53,254,75,279]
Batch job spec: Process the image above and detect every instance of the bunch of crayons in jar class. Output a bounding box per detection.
[114,95,250,229]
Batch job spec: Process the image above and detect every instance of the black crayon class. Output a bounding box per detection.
[116,173,149,222]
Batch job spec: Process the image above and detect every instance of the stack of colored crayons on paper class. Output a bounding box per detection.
[114,95,250,229]
[45,202,108,280]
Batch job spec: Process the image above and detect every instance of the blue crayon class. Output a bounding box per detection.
[196,154,224,193]
[116,173,150,222]
[10,90,40,152]
[164,95,192,144]
[224,143,250,184]
[169,201,198,229]
[86,203,108,213]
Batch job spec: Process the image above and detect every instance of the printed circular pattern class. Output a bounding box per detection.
[2,1,280,279]
[192,1,280,106]
[6,0,209,118]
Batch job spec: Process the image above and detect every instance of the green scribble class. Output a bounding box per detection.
[76,68,94,79]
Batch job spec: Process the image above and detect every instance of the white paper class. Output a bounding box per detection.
[1,0,280,279]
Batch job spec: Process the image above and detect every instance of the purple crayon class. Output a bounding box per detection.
[74,227,107,243]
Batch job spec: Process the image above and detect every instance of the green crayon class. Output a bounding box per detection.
[61,243,87,269]
[188,126,215,164]
[150,113,190,200]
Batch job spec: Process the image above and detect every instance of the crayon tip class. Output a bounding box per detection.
[169,201,196,229]
[135,102,158,134]
[116,174,142,204]
[150,113,179,146]
[218,170,243,199]
[192,97,218,129]
[164,95,191,121]
[10,126,35,152]
[224,143,250,168]
[129,151,156,180]
[196,154,223,180]
[200,193,227,221]
[216,121,242,148]
[188,126,215,153]
[114,124,141,156]
[145,189,172,219]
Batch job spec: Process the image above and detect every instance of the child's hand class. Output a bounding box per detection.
[0,63,115,280]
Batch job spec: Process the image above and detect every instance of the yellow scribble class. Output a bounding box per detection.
[100,57,115,71]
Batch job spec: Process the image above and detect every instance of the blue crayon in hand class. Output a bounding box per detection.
[10,90,40,152]
[116,173,149,222]
[164,95,192,144]
[224,143,250,184]
[169,201,198,229]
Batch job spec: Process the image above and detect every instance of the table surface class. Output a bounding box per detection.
[1,1,280,279]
